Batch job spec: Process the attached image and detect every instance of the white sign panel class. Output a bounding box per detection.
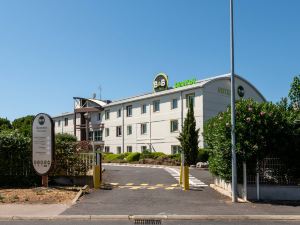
[32,113,54,175]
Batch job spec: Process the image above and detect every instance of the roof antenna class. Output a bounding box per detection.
[98,85,102,100]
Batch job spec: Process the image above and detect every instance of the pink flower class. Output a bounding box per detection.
[260,111,266,116]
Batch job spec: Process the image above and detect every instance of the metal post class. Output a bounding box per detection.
[243,162,247,201]
[256,161,260,200]
[230,0,238,202]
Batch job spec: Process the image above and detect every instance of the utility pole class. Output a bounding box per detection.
[98,85,102,100]
[230,0,238,203]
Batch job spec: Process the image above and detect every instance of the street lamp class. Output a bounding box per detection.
[230,0,238,203]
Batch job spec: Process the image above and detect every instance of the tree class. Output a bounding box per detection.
[178,101,199,166]
[12,115,34,137]
[0,117,12,131]
[288,75,300,110]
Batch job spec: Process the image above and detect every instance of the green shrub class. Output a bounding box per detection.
[141,152,166,159]
[204,99,300,181]
[126,152,141,162]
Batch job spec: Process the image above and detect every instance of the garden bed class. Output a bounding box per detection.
[0,187,78,204]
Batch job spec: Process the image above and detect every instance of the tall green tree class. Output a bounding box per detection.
[178,101,199,166]
[0,117,12,131]
[12,115,34,137]
[288,75,300,110]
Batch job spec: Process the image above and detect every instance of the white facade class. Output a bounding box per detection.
[52,74,265,155]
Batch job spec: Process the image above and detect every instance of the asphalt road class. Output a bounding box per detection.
[62,165,300,216]
[0,220,300,225]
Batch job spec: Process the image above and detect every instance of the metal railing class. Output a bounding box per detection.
[78,153,95,171]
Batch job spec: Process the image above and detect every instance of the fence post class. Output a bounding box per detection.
[243,162,247,201]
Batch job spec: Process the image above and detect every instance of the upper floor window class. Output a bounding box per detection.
[116,126,122,137]
[105,110,110,120]
[186,93,195,108]
[141,104,147,114]
[105,128,110,137]
[64,118,68,126]
[58,120,61,127]
[141,123,147,135]
[127,125,132,135]
[153,100,160,112]
[126,105,132,117]
[117,109,121,118]
[98,113,101,121]
[171,99,178,109]
[170,120,179,132]
[94,130,103,141]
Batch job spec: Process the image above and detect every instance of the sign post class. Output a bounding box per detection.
[32,113,55,187]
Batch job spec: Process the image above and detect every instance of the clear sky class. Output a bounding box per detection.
[0,0,299,121]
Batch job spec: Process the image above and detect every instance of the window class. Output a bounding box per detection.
[141,146,147,153]
[126,105,132,117]
[141,123,147,135]
[88,131,93,141]
[105,146,110,153]
[58,120,61,127]
[116,126,122,137]
[117,109,121,118]
[153,100,160,112]
[186,93,195,108]
[105,110,110,120]
[105,128,110,137]
[98,113,101,121]
[117,146,122,154]
[141,104,147,114]
[170,120,179,132]
[127,125,132,135]
[127,146,132,153]
[171,99,178,109]
[64,118,68,126]
[94,130,103,141]
[171,145,181,154]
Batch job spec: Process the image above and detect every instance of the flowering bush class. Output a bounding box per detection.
[204,99,300,181]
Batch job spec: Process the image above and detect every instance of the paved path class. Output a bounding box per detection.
[63,164,300,215]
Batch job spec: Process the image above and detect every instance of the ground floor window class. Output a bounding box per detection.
[127,146,132,153]
[105,146,110,153]
[88,131,93,141]
[117,146,122,154]
[141,146,147,153]
[141,123,147,135]
[171,145,181,154]
[170,120,179,132]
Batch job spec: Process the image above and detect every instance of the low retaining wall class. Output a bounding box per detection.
[214,176,300,201]
[51,176,94,187]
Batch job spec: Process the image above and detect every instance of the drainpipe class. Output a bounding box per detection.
[122,104,125,153]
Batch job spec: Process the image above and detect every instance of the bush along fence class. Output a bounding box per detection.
[0,132,91,187]
[204,99,300,200]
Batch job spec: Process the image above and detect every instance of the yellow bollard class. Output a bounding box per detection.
[183,166,189,191]
[93,165,101,189]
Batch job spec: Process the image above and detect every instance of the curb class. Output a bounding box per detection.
[210,184,249,203]
[71,185,89,205]
[1,215,300,221]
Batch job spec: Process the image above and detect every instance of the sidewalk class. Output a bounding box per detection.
[0,204,69,217]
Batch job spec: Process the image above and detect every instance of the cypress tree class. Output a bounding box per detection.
[178,101,199,166]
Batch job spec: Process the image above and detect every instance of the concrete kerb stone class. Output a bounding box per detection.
[1,215,300,221]
[210,184,249,203]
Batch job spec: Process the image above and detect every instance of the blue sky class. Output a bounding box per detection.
[0,0,299,121]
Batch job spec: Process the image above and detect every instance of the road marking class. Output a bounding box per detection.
[155,184,164,187]
[147,187,158,190]
[164,167,208,187]
[126,183,134,186]
[171,184,179,187]
[129,186,141,190]
[165,187,175,190]
[140,183,148,186]
[110,183,119,186]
